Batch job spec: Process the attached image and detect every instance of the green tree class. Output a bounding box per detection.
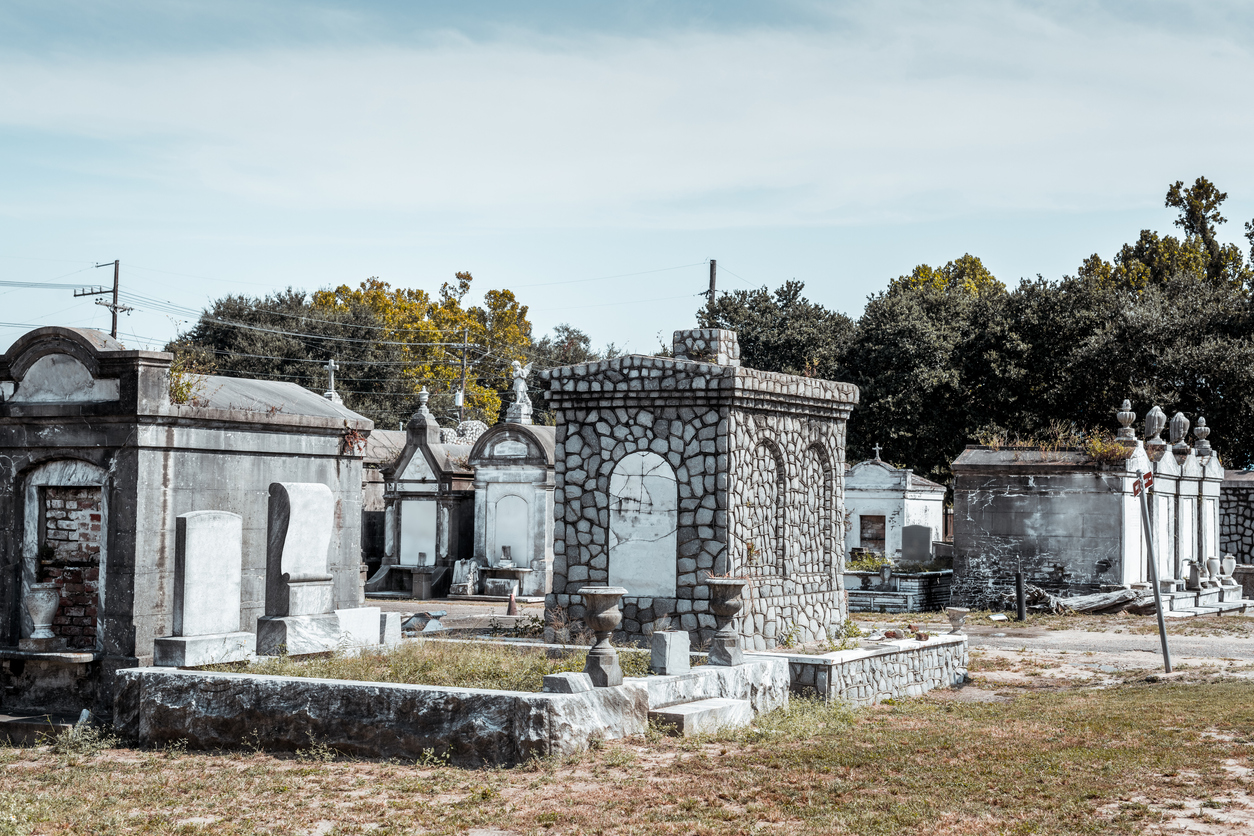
[698,280,855,379]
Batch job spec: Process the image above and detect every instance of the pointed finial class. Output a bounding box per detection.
[1169,411,1191,456]
[1145,405,1166,446]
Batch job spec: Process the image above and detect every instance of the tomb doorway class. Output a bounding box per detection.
[19,460,108,651]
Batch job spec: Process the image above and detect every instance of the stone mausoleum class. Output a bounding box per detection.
[540,328,859,650]
[0,327,369,714]
[844,452,946,565]
[952,403,1226,608]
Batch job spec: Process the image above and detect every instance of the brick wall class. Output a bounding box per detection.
[39,486,101,649]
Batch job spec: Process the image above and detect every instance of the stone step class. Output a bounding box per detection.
[648,698,752,737]
[0,712,78,745]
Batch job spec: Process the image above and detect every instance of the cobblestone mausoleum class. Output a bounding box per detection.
[540,329,859,650]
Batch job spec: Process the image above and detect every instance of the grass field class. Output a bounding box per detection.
[3,649,1253,835]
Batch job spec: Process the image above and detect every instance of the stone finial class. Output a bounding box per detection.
[417,386,430,411]
[1116,400,1137,444]
[1144,405,1167,447]
[1194,416,1213,457]
[1169,411,1191,456]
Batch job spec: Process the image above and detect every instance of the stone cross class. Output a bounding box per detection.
[325,358,338,394]
[873,444,882,461]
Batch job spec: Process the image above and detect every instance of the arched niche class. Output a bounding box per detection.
[491,494,530,564]
[743,439,786,574]
[607,451,678,596]
[20,459,109,649]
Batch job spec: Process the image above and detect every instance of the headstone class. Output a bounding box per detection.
[900,525,933,566]
[380,612,402,647]
[154,511,254,666]
[264,482,335,617]
[449,559,479,596]
[649,630,690,675]
[256,482,379,655]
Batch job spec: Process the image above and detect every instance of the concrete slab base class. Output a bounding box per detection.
[153,632,254,667]
[256,614,341,656]
[0,712,77,745]
[649,698,753,736]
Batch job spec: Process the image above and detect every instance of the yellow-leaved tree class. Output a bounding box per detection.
[312,272,532,424]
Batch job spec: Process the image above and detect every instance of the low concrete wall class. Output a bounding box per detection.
[754,634,967,707]
[115,668,647,767]
[114,656,792,765]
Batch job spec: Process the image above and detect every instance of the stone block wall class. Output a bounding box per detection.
[766,635,967,706]
[1221,481,1254,564]
[541,329,858,651]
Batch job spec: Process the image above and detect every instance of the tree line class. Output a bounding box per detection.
[701,177,1254,487]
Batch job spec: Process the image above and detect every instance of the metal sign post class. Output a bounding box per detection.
[1134,470,1172,673]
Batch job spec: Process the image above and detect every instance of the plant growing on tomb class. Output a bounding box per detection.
[167,351,210,406]
[846,551,891,572]
[339,420,368,455]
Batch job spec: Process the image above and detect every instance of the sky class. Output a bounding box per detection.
[2,0,1253,355]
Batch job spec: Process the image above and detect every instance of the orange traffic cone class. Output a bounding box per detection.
[506,590,519,616]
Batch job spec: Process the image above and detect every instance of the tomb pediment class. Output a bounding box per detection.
[6,353,119,403]
[469,424,556,468]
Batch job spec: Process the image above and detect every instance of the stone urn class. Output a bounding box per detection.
[580,586,627,687]
[707,578,748,666]
[1206,556,1221,583]
[945,606,970,635]
[1222,555,1237,578]
[24,583,60,640]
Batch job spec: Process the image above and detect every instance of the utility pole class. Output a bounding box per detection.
[75,260,132,339]
[458,327,469,423]
[707,259,717,302]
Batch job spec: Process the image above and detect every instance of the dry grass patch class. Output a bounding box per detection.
[205,638,650,692]
[4,678,1254,833]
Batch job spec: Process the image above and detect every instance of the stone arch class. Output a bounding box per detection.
[607,451,678,596]
[797,443,833,574]
[19,459,109,650]
[744,438,787,575]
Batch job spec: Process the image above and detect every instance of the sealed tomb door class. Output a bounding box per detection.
[859,515,886,555]
[607,451,678,597]
[37,486,103,649]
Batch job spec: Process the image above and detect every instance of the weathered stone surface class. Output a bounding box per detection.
[636,655,789,715]
[542,672,593,693]
[335,607,381,647]
[255,614,341,656]
[114,667,648,766]
[153,632,255,667]
[649,697,752,736]
[0,326,371,715]
[649,630,690,675]
[608,451,678,596]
